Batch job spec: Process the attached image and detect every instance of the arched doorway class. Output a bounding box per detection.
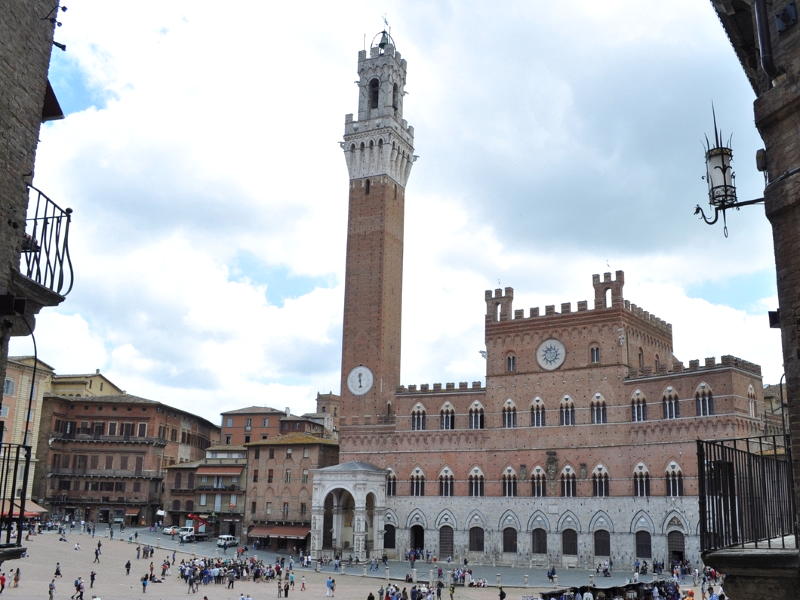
[594,530,610,556]
[439,526,454,559]
[502,527,517,553]
[322,488,355,553]
[562,529,577,556]
[635,530,652,559]
[384,525,396,549]
[667,531,685,562]
[410,525,425,551]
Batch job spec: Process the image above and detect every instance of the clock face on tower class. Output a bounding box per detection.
[536,338,566,370]
[347,365,374,396]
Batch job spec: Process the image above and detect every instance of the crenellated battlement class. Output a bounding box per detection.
[625,354,762,379]
[396,381,485,395]
[484,271,672,335]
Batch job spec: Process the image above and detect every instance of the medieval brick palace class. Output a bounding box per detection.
[309,32,771,570]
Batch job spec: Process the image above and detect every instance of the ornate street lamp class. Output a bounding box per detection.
[694,109,764,237]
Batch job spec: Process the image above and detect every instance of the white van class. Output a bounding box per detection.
[216,534,239,548]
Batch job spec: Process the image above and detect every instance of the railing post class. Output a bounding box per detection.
[697,440,707,552]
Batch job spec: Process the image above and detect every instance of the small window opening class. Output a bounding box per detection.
[365,179,370,194]
[369,78,379,109]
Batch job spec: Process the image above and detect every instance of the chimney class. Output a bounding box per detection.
[285,407,290,416]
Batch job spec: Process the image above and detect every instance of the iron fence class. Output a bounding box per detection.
[0,443,32,548]
[697,434,797,552]
[21,185,73,296]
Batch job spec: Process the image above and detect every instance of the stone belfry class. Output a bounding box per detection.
[339,31,415,429]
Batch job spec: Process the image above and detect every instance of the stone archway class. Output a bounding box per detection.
[321,488,355,554]
[310,461,388,561]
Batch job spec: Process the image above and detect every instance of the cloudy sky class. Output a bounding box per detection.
[14,1,782,424]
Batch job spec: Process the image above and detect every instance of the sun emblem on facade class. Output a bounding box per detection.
[536,338,566,370]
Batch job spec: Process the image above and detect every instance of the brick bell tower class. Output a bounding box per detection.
[340,31,415,426]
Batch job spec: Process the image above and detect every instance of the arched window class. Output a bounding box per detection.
[468,527,484,552]
[502,527,517,553]
[561,467,576,497]
[439,403,455,430]
[502,468,517,497]
[531,467,547,497]
[748,385,756,417]
[638,347,645,369]
[531,398,546,427]
[469,403,485,429]
[631,390,647,422]
[365,178,371,194]
[594,530,610,556]
[171,499,181,511]
[386,471,397,497]
[592,465,609,497]
[696,384,714,416]
[591,395,607,424]
[410,469,425,496]
[411,404,426,431]
[174,471,182,488]
[662,389,680,419]
[654,354,660,371]
[562,529,578,555]
[531,528,547,554]
[369,78,379,109]
[666,463,683,497]
[502,400,517,428]
[384,524,396,548]
[633,464,650,497]
[439,468,454,497]
[392,83,399,112]
[506,353,517,373]
[590,345,600,364]
[186,500,194,512]
[468,468,485,497]
[635,530,652,558]
[560,397,575,426]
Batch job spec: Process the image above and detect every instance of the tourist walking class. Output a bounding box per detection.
[125,560,131,575]
[12,567,20,587]
[54,562,62,578]
[48,579,55,600]
[90,570,96,588]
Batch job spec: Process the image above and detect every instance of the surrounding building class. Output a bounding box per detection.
[1,357,54,509]
[34,394,219,525]
[0,2,72,562]
[162,444,247,537]
[245,432,339,553]
[699,2,800,598]
[309,32,773,569]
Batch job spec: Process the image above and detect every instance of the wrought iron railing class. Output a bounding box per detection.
[698,434,797,552]
[21,185,73,296]
[0,443,32,548]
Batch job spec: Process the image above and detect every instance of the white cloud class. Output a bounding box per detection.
[10,1,783,425]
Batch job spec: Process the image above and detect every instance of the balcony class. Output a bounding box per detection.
[49,467,162,479]
[197,484,241,492]
[697,434,799,598]
[45,494,159,506]
[50,432,167,447]
[21,185,73,297]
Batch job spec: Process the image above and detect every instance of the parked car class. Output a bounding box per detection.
[162,526,178,535]
[216,534,239,548]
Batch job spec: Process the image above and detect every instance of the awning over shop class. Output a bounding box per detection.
[248,525,310,540]
[196,465,243,476]
[0,498,48,518]
[125,508,141,516]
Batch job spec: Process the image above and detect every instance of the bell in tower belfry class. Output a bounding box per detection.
[339,32,417,425]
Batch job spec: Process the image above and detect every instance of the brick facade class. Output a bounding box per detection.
[34,394,219,524]
[311,34,774,569]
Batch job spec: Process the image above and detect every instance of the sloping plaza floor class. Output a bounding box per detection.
[4,527,704,600]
